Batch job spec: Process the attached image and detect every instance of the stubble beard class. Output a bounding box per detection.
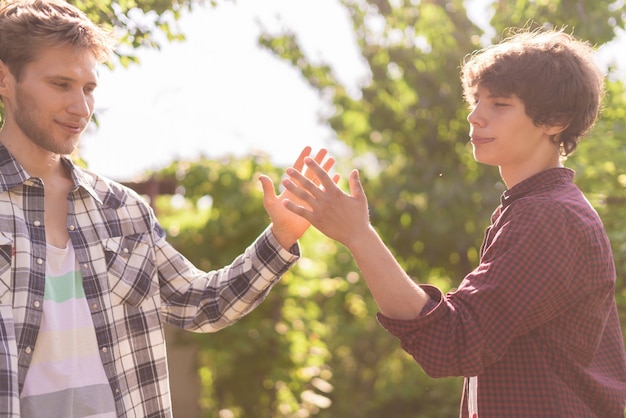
[14,90,82,156]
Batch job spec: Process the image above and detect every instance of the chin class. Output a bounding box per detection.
[472,152,498,167]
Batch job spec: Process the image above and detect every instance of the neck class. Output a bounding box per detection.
[499,142,563,188]
[0,129,67,181]
[500,160,563,189]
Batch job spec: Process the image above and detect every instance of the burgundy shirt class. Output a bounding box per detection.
[378,168,626,417]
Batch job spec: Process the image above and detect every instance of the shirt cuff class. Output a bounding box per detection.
[263,226,301,259]
[376,285,445,335]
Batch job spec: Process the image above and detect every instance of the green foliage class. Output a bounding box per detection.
[71,0,206,64]
[251,0,626,417]
[568,78,626,328]
[0,0,211,127]
[489,0,625,44]
[76,0,626,416]
[155,154,464,418]
[156,155,336,417]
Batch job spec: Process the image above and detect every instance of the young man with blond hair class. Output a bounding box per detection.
[0,0,335,416]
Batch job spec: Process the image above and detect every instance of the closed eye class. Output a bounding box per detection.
[52,81,70,89]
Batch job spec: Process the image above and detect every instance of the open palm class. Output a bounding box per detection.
[259,147,339,248]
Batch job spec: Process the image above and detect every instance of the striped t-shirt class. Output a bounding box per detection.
[20,240,116,417]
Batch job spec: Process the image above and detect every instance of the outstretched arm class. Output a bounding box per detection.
[258,147,339,249]
[281,158,431,320]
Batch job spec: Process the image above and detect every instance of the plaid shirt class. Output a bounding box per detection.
[0,145,299,417]
[378,168,626,417]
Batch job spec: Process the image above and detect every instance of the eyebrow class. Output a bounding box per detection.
[44,75,98,87]
[481,91,513,100]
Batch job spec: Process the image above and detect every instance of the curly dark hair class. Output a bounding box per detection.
[461,28,605,156]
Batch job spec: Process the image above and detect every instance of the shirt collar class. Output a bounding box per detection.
[0,143,30,192]
[500,167,575,208]
[0,143,103,204]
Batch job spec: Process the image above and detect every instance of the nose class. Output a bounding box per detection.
[467,104,483,127]
[67,89,93,118]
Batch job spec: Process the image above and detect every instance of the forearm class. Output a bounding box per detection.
[346,225,431,320]
[158,228,299,331]
[280,162,431,318]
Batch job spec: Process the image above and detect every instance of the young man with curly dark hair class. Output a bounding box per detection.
[283,29,626,417]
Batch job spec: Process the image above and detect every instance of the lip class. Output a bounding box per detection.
[57,120,86,134]
[470,135,495,145]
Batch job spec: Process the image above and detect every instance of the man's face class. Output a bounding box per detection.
[466,84,560,176]
[4,45,99,155]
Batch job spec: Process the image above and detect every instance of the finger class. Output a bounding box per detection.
[282,176,319,203]
[285,164,325,198]
[306,155,336,187]
[312,148,328,164]
[303,148,329,181]
[321,156,336,173]
[348,169,364,198]
[282,198,313,221]
[302,157,338,190]
[292,146,313,172]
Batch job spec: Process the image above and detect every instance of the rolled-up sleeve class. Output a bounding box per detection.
[374,196,600,379]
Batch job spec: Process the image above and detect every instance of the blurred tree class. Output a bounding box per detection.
[28,0,622,416]
[568,77,626,327]
[154,154,340,417]
[261,0,498,286]
[260,1,489,415]
[70,0,217,66]
[255,0,626,417]
[490,0,625,44]
[154,154,463,418]
[0,0,216,132]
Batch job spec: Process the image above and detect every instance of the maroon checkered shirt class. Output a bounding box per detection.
[378,168,626,417]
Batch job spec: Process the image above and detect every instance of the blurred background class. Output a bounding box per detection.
[74,0,626,417]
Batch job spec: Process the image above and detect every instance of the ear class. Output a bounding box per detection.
[543,122,568,137]
[0,59,11,93]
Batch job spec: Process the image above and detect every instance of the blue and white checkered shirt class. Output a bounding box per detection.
[0,144,299,417]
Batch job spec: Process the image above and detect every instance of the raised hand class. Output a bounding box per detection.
[281,157,370,250]
[258,147,339,248]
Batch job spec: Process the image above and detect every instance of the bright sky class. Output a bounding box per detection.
[82,0,365,180]
[81,0,626,181]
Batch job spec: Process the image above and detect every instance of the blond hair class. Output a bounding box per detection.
[0,0,116,80]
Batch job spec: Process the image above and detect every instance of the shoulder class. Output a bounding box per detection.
[511,182,595,223]
[501,185,605,248]
[73,165,153,212]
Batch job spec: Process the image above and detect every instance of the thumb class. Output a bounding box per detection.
[349,169,365,199]
[258,174,277,198]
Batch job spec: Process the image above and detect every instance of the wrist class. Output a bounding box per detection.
[270,224,299,249]
[344,224,379,253]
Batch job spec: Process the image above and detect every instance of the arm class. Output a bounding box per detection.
[154,148,338,331]
[156,224,300,332]
[281,159,431,320]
